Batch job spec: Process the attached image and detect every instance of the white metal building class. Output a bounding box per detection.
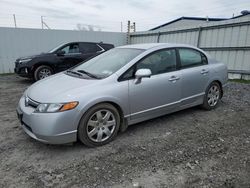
[150,17,226,31]
[130,13,250,79]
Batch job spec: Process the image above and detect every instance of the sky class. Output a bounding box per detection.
[0,0,249,32]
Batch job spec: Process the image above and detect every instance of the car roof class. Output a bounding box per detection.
[67,41,112,45]
[117,43,197,50]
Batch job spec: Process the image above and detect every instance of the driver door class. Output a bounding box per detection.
[127,48,181,121]
[57,43,82,71]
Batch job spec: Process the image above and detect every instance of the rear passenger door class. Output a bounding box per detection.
[79,43,102,62]
[177,48,210,107]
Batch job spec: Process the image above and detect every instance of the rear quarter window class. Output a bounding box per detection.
[99,43,114,50]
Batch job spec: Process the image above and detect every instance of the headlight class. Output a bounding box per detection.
[34,102,78,113]
[19,58,32,64]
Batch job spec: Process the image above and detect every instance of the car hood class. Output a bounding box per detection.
[17,53,53,61]
[27,73,100,103]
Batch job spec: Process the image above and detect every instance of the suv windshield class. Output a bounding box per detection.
[72,48,144,78]
[48,43,67,53]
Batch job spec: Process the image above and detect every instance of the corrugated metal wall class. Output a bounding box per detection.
[0,27,127,73]
[130,15,250,79]
[151,19,227,31]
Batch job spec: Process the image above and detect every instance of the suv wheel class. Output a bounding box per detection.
[78,103,120,147]
[34,65,53,81]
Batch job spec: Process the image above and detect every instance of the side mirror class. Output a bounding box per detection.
[135,69,152,78]
[56,50,65,56]
[134,69,152,84]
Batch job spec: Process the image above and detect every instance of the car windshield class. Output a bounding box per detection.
[72,48,144,78]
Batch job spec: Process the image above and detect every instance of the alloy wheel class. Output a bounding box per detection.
[38,68,52,79]
[86,110,116,142]
[207,85,220,107]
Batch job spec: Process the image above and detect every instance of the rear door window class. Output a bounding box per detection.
[178,48,207,68]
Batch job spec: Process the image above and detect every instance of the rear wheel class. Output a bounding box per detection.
[34,65,53,81]
[78,103,120,147]
[202,82,221,110]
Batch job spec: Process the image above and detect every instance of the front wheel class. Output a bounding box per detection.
[78,103,121,147]
[34,65,53,81]
[201,82,222,110]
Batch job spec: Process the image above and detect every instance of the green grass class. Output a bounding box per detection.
[229,79,250,84]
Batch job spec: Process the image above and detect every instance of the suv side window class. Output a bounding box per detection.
[60,43,80,54]
[136,49,177,75]
[179,48,207,68]
[81,43,100,53]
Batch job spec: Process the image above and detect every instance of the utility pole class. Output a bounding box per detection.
[40,16,50,29]
[13,14,17,28]
[43,21,51,29]
[41,16,44,29]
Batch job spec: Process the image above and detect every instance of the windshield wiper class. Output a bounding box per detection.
[66,70,83,77]
[77,70,101,79]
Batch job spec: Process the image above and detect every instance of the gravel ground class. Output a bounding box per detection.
[0,75,250,188]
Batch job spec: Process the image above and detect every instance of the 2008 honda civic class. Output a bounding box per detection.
[17,43,228,147]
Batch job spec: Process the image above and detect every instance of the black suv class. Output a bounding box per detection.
[14,42,114,81]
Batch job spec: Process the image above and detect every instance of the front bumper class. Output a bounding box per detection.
[14,61,33,78]
[17,96,78,144]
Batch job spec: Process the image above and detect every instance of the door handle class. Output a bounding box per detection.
[168,76,180,82]
[201,69,209,74]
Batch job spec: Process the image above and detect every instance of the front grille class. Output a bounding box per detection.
[25,97,39,108]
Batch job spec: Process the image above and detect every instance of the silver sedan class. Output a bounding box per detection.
[17,43,228,147]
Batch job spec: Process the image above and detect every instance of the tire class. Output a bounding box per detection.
[34,65,53,81]
[201,82,222,110]
[78,103,121,147]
